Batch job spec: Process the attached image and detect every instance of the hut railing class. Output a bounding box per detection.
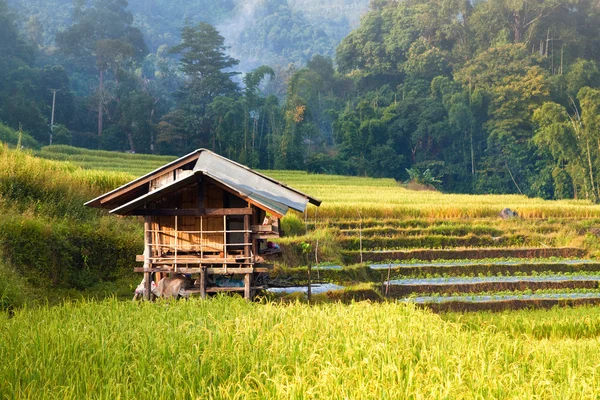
[146,226,253,266]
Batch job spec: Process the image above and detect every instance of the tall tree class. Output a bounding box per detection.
[533,87,600,201]
[167,22,240,152]
[56,0,147,139]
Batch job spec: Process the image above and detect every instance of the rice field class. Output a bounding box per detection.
[35,145,176,177]
[6,146,600,397]
[3,296,600,399]
[35,145,600,219]
[443,304,600,339]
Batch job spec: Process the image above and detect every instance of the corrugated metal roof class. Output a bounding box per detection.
[87,149,320,216]
[195,152,309,214]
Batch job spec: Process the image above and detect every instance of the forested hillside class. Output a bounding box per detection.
[8,0,367,68]
[4,0,600,200]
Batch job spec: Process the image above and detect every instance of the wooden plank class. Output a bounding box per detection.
[208,267,255,274]
[143,217,152,264]
[174,215,178,270]
[141,259,252,266]
[251,225,273,232]
[252,233,280,240]
[186,286,265,294]
[129,208,253,216]
[134,267,264,274]
[223,215,227,260]
[252,205,259,259]
[135,255,252,263]
[206,287,245,293]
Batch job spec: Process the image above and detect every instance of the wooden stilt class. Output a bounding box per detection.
[144,271,152,301]
[174,215,178,273]
[200,266,206,299]
[244,214,250,261]
[244,272,252,300]
[143,216,153,301]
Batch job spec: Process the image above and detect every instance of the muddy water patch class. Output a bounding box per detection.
[267,283,345,295]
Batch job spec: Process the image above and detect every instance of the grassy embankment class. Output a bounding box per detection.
[0,144,141,309]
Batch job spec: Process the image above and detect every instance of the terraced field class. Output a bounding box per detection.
[35,145,600,311]
[35,145,177,176]
[275,215,600,311]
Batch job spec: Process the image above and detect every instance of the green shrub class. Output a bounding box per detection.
[280,213,306,236]
[0,122,39,149]
[51,125,72,145]
[0,214,141,290]
[0,258,28,311]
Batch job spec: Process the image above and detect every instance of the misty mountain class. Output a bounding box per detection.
[9,0,368,70]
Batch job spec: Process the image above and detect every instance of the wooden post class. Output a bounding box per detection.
[200,216,204,260]
[385,262,392,298]
[199,179,204,260]
[359,216,363,264]
[200,266,206,299]
[251,205,258,259]
[143,216,152,301]
[144,272,152,301]
[223,215,227,260]
[174,215,178,272]
[307,262,312,304]
[244,214,250,262]
[244,273,252,300]
[315,239,320,280]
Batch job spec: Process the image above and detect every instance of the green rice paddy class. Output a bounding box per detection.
[4,297,600,399]
[3,144,600,398]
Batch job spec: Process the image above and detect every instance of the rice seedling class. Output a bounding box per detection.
[444,305,600,339]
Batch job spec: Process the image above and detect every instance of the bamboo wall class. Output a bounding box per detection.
[148,174,233,257]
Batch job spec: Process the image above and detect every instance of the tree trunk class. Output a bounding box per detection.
[150,105,156,154]
[586,138,597,201]
[470,129,475,176]
[98,68,104,141]
[513,14,522,42]
[127,128,136,153]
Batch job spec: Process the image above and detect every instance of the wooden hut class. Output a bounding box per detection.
[86,149,321,299]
